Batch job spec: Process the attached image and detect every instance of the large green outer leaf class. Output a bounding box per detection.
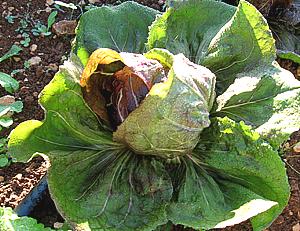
[147,0,235,65]
[74,2,160,65]
[194,117,290,230]
[48,152,172,231]
[148,0,277,94]
[167,159,232,229]
[202,0,276,93]
[153,0,300,147]
[213,63,300,147]
[8,54,172,231]
[114,49,216,159]
[8,55,116,162]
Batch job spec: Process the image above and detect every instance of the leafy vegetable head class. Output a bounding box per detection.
[8,1,300,231]
[80,48,216,158]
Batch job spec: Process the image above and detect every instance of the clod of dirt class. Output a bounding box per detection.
[28,56,42,66]
[45,7,52,13]
[0,95,15,105]
[293,223,300,231]
[293,142,300,152]
[30,44,38,53]
[13,57,21,62]
[47,63,58,72]
[88,0,101,3]
[54,222,64,229]
[46,0,55,6]
[7,6,14,12]
[52,20,77,36]
[15,173,22,180]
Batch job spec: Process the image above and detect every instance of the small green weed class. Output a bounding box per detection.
[0,45,24,132]
[0,138,10,168]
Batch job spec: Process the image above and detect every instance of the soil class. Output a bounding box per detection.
[0,156,49,208]
[29,188,64,228]
[0,0,299,231]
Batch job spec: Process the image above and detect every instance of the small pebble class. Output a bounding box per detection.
[275,215,284,224]
[48,63,58,72]
[0,176,4,182]
[45,6,52,13]
[2,2,7,9]
[293,142,300,153]
[28,56,42,66]
[46,0,54,5]
[15,174,22,180]
[52,20,77,36]
[13,57,21,62]
[79,0,85,5]
[0,95,15,105]
[293,223,300,231]
[20,86,30,93]
[88,0,101,3]
[54,222,64,229]
[36,66,44,78]
[30,44,38,52]
[33,92,38,97]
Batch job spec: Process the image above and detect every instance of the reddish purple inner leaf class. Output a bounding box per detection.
[100,54,167,130]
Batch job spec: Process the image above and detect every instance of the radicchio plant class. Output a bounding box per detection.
[8,1,300,231]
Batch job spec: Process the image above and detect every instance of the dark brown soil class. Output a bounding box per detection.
[0,156,49,208]
[0,0,299,231]
[29,188,64,228]
[277,58,300,80]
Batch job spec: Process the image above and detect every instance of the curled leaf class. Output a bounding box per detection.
[114,49,216,159]
[80,48,166,129]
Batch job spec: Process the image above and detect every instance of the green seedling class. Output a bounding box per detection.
[23,60,30,69]
[10,69,22,77]
[0,72,19,94]
[0,138,10,168]
[0,45,22,63]
[0,45,22,93]
[20,32,31,47]
[5,15,17,24]
[31,11,57,36]
[0,45,23,131]
[15,18,29,34]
